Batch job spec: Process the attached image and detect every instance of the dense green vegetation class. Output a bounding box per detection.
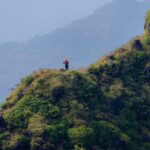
[0,11,150,150]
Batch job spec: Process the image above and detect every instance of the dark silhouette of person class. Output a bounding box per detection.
[63,59,69,71]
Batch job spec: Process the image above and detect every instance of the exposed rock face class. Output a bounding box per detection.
[131,39,142,50]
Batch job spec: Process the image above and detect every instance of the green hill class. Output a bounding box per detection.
[0,11,150,150]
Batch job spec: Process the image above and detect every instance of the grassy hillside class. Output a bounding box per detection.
[0,0,150,102]
[0,10,150,150]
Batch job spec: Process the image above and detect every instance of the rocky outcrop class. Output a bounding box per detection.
[131,39,142,50]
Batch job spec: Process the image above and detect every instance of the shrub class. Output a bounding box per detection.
[0,132,10,143]
[51,85,66,103]
[22,75,34,86]
[92,121,131,149]
[30,137,55,150]
[28,114,47,136]
[105,79,124,99]
[2,134,30,150]
[68,126,95,148]
[3,95,60,129]
[47,123,67,143]
[144,36,150,45]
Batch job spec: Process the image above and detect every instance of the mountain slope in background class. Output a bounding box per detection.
[0,0,150,101]
[0,9,150,150]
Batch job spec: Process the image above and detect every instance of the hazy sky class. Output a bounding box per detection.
[0,0,114,43]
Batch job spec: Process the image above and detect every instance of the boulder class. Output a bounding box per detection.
[131,39,142,50]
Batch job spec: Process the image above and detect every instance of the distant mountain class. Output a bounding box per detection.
[1,9,150,150]
[0,0,150,101]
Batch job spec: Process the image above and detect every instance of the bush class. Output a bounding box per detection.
[144,10,150,35]
[3,95,60,129]
[92,121,131,149]
[51,85,66,103]
[144,36,150,45]
[22,75,34,86]
[47,123,67,143]
[30,137,55,150]
[108,80,123,99]
[28,114,47,136]
[0,132,10,144]
[68,126,95,148]
[2,134,30,150]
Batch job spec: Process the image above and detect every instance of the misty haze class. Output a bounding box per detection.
[0,0,150,101]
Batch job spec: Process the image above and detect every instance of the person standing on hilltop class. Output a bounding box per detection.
[63,59,69,71]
